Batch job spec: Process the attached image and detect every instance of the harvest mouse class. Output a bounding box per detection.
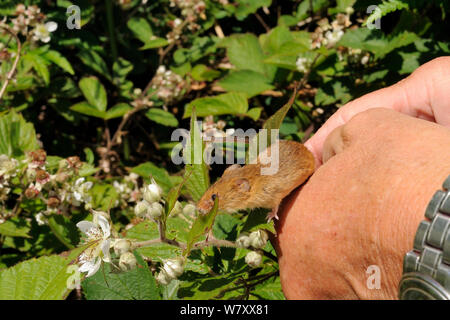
[196,140,315,221]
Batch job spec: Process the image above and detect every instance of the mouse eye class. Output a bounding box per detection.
[211,194,217,201]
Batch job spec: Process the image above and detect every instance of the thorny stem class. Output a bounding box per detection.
[0,26,22,103]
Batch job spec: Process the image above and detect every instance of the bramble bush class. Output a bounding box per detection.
[0,0,449,300]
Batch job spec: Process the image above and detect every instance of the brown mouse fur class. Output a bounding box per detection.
[196,140,315,220]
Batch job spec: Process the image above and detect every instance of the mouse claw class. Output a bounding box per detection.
[266,205,279,222]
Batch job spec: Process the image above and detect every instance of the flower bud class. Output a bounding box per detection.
[119,252,137,271]
[143,179,162,203]
[26,168,36,181]
[236,233,251,248]
[156,270,171,285]
[134,200,150,217]
[170,201,183,216]
[113,239,132,255]
[245,251,262,268]
[249,230,268,249]
[149,202,164,219]
[182,203,196,216]
[163,257,184,279]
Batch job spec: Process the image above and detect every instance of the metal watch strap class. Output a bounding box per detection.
[399,175,450,299]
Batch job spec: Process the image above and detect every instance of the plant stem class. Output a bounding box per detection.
[0,26,22,103]
[105,0,118,61]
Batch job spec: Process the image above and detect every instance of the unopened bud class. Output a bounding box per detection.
[113,239,132,255]
[143,178,162,203]
[119,252,137,271]
[149,202,163,219]
[236,233,251,248]
[157,257,185,284]
[249,230,268,249]
[245,251,262,268]
[134,200,150,217]
[182,203,196,216]
[47,196,60,208]
[170,201,182,216]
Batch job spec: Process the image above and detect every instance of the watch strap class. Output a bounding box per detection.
[399,175,450,299]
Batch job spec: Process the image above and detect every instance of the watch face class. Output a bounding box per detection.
[399,272,450,300]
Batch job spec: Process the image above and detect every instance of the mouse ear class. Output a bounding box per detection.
[223,164,241,176]
[234,178,250,192]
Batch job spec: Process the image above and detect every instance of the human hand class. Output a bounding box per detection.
[274,57,450,299]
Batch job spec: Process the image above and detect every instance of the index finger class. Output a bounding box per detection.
[305,56,450,167]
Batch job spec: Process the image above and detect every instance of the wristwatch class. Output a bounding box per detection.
[399,175,450,299]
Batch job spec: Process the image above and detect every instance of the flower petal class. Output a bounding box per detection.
[101,239,111,263]
[45,21,58,32]
[97,215,110,238]
[76,221,95,234]
[86,258,101,277]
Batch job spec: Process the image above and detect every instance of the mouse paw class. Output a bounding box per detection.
[266,206,279,222]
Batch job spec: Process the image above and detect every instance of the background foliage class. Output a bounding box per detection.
[0,0,449,300]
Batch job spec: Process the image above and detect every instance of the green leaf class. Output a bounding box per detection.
[140,38,169,50]
[70,102,106,119]
[43,50,75,75]
[47,215,80,249]
[132,162,174,193]
[184,196,219,256]
[0,218,31,238]
[338,29,419,59]
[241,209,275,234]
[127,17,153,44]
[246,107,262,121]
[234,0,271,20]
[78,77,108,112]
[218,70,274,97]
[0,110,39,157]
[145,108,179,127]
[184,92,249,118]
[125,218,191,261]
[183,109,210,201]
[191,64,221,81]
[24,52,50,85]
[221,34,274,79]
[0,251,83,299]
[105,103,132,120]
[77,49,112,80]
[82,251,161,300]
[296,0,329,20]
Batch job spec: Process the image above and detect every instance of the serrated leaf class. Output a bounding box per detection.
[70,102,106,119]
[77,49,112,80]
[24,52,50,85]
[82,251,161,300]
[0,218,31,238]
[140,38,169,50]
[0,252,82,299]
[184,92,248,118]
[127,17,153,44]
[0,110,39,157]
[131,162,174,193]
[105,103,132,120]
[78,77,107,112]
[218,70,274,97]
[183,109,210,201]
[145,108,179,127]
[43,50,75,75]
[47,215,80,249]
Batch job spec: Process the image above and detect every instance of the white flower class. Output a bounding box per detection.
[69,177,93,206]
[245,251,262,268]
[76,212,111,277]
[0,155,18,179]
[296,56,311,73]
[324,29,344,47]
[32,21,58,43]
[35,212,46,226]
